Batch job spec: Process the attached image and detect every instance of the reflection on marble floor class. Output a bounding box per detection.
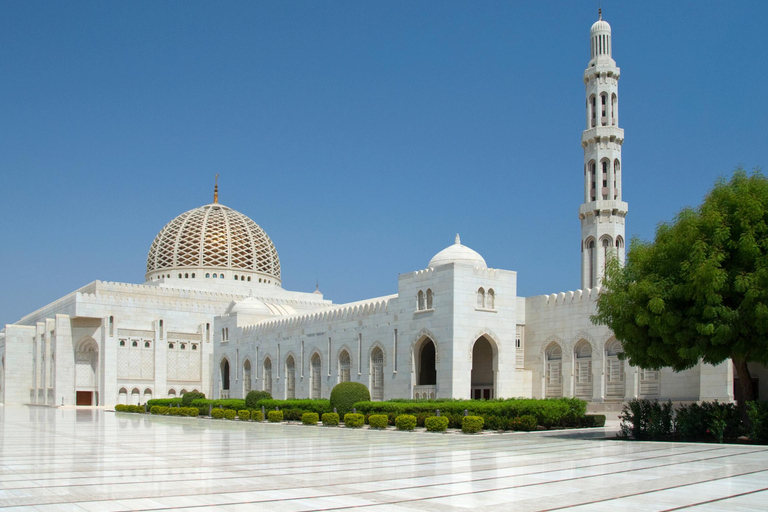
[0,406,767,511]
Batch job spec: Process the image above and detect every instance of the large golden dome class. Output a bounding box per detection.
[145,203,281,284]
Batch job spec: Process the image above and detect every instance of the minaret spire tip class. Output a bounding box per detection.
[455,233,461,245]
[213,174,219,204]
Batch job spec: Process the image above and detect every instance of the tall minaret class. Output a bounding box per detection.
[579,10,628,289]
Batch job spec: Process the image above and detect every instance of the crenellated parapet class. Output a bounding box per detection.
[244,295,395,334]
[535,287,602,306]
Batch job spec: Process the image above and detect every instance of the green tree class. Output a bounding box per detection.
[593,169,768,407]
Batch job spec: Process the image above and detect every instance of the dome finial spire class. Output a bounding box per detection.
[598,6,602,20]
[455,233,461,245]
[213,174,219,204]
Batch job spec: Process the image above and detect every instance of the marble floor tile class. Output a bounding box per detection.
[1,407,767,512]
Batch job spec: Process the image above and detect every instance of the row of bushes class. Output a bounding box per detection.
[114,404,145,413]
[352,398,592,430]
[619,399,768,443]
[149,406,199,417]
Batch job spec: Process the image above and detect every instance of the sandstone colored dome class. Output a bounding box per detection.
[145,203,280,281]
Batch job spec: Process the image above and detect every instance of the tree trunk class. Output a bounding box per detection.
[732,357,754,428]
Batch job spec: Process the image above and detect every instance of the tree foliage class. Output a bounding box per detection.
[592,169,768,402]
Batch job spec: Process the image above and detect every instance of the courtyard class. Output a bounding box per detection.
[0,407,767,511]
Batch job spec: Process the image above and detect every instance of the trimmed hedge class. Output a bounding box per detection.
[395,414,417,431]
[344,413,365,428]
[425,416,449,432]
[223,409,236,420]
[330,382,371,417]
[619,399,674,440]
[462,416,484,434]
[245,390,273,409]
[250,409,264,422]
[147,398,183,408]
[352,398,585,430]
[302,412,320,425]
[211,408,226,419]
[748,401,768,442]
[368,414,389,429]
[238,410,251,421]
[509,415,538,431]
[181,391,205,406]
[256,400,333,421]
[190,399,246,416]
[267,410,284,422]
[582,414,606,428]
[322,412,340,426]
[115,404,145,413]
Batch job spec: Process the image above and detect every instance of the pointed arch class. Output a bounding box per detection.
[370,345,385,401]
[262,355,273,395]
[337,345,352,383]
[605,338,626,401]
[470,335,498,400]
[243,358,252,394]
[310,351,322,399]
[285,354,296,399]
[219,357,230,397]
[573,339,593,399]
[544,341,563,398]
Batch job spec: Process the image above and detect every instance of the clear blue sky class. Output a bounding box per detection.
[2,1,767,326]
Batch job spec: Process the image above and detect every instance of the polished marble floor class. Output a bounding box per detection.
[1,406,767,511]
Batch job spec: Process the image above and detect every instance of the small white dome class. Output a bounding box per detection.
[428,234,487,269]
[590,15,611,35]
[227,296,272,317]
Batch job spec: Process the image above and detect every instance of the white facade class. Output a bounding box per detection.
[1,14,755,408]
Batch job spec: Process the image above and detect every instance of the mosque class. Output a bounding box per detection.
[0,14,742,408]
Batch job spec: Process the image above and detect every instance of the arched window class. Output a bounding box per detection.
[417,290,425,311]
[143,388,152,402]
[589,161,596,200]
[285,356,295,399]
[131,388,141,405]
[144,341,151,348]
[574,341,593,399]
[243,357,253,397]
[119,340,126,347]
[310,353,322,399]
[118,387,128,405]
[263,358,273,394]
[339,350,351,383]
[131,341,138,348]
[477,288,485,308]
[601,160,608,199]
[487,289,495,309]
[234,275,238,281]
[600,93,607,125]
[426,289,433,309]
[108,316,114,336]
[167,388,176,398]
[220,359,230,395]
[605,339,626,401]
[371,347,384,401]
[590,95,596,127]
[206,273,210,278]
[184,273,189,278]
[611,93,617,125]
[247,276,251,282]
[545,343,563,398]
[587,239,596,287]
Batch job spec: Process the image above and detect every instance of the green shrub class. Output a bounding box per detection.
[115,404,145,413]
[249,409,264,421]
[181,391,205,406]
[618,399,674,440]
[330,382,371,417]
[245,390,273,409]
[510,415,538,431]
[301,412,320,425]
[344,413,365,428]
[369,414,389,429]
[190,398,246,413]
[395,414,417,431]
[211,408,225,419]
[322,412,340,426]
[462,415,484,434]
[351,398,587,430]
[223,409,236,420]
[748,401,768,442]
[580,414,606,428]
[238,410,251,421]
[150,406,171,415]
[147,398,183,408]
[267,410,284,422]
[425,416,449,432]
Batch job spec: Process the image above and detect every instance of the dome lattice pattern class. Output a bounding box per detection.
[146,204,280,278]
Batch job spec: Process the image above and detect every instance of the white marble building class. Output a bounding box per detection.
[1,14,753,408]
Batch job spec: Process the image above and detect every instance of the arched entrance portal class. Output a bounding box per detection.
[75,338,99,405]
[471,336,496,400]
[220,359,230,398]
[413,337,437,399]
